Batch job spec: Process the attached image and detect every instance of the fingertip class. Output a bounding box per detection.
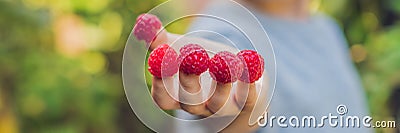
[178,71,201,93]
[235,81,257,111]
[215,81,232,95]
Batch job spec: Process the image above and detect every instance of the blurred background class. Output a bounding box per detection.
[0,0,399,133]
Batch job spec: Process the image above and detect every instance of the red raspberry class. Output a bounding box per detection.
[148,44,178,78]
[178,44,210,75]
[209,51,244,84]
[133,13,162,44]
[237,50,264,83]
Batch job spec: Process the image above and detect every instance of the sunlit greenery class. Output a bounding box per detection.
[321,1,400,133]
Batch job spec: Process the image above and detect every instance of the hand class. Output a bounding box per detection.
[146,30,266,133]
[134,14,266,131]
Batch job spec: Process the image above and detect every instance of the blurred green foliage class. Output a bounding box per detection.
[0,0,164,132]
[0,0,399,133]
[321,0,400,132]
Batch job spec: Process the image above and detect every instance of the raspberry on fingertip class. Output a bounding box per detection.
[209,51,244,84]
[148,44,179,78]
[237,50,264,83]
[133,13,162,44]
[178,44,210,75]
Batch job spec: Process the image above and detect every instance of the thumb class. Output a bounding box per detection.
[149,29,168,51]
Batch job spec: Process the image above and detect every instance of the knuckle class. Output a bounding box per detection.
[181,105,204,115]
[152,82,165,90]
[157,103,174,110]
[180,84,200,93]
[179,75,200,91]
[243,100,256,111]
[152,95,171,110]
[180,83,193,90]
[153,96,177,110]
[207,99,224,113]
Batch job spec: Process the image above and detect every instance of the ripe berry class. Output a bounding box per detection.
[178,44,210,75]
[237,50,264,83]
[148,44,178,78]
[133,13,162,44]
[209,51,243,84]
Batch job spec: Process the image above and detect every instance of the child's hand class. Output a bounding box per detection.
[134,13,267,132]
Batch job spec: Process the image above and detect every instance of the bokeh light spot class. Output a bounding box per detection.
[22,94,45,117]
[79,52,107,74]
[54,14,87,57]
[99,12,123,51]
[362,12,379,31]
[350,44,368,63]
